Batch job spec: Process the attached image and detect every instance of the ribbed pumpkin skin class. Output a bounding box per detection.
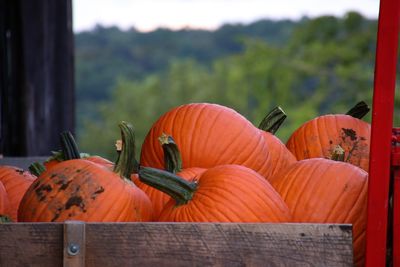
[0,166,36,221]
[136,167,206,220]
[261,132,296,182]
[158,165,292,223]
[45,156,114,170]
[286,114,371,171]
[0,182,10,216]
[272,158,368,266]
[140,103,273,179]
[18,160,153,222]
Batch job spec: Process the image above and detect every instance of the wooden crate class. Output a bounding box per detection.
[0,222,353,266]
[0,158,354,266]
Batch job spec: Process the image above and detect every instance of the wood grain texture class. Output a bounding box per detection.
[0,223,63,267]
[0,222,353,267]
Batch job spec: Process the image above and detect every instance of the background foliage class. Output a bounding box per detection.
[74,12,397,160]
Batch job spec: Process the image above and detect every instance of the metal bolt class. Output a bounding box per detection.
[67,243,80,256]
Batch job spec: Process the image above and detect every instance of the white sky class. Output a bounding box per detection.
[73,0,380,32]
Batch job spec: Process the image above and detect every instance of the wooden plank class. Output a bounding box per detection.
[0,223,63,267]
[0,222,353,266]
[86,223,353,266]
[64,221,86,267]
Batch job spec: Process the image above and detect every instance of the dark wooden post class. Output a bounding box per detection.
[0,0,74,156]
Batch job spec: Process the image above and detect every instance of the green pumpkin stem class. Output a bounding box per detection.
[29,162,46,177]
[0,215,12,223]
[113,122,139,178]
[346,101,370,119]
[45,150,91,164]
[139,167,197,205]
[159,133,182,173]
[60,132,81,160]
[258,106,287,134]
[45,150,65,164]
[331,145,345,162]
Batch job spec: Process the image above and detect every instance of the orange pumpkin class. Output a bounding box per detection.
[258,106,296,181]
[135,133,206,219]
[139,164,292,223]
[45,155,114,170]
[286,101,371,171]
[140,103,273,179]
[18,122,153,222]
[0,182,10,217]
[272,158,368,266]
[136,167,205,220]
[0,166,36,221]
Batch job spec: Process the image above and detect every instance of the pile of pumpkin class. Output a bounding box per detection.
[0,102,370,265]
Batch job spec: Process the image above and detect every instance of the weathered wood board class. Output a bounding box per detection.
[0,222,353,267]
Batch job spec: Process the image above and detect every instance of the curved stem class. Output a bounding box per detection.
[158,133,182,173]
[113,121,139,178]
[29,162,46,177]
[60,132,81,160]
[258,106,287,134]
[139,167,197,205]
[345,101,370,119]
[331,145,345,162]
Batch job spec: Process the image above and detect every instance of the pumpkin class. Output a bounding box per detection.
[286,101,371,171]
[271,158,368,266]
[140,103,273,179]
[0,166,36,221]
[18,122,153,222]
[135,133,206,219]
[0,182,10,218]
[139,164,292,223]
[258,106,296,181]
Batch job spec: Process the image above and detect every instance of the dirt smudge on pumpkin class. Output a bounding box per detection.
[51,206,63,222]
[53,173,69,182]
[56,179,72,191]
[35,184,53,201]
[65,196,86,212]
[15,168,24,174]
[91,186,105,200]
[342,128,357,141]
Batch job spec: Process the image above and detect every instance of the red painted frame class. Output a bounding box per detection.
[395,180,400,266]
[392,131,400,267]
[394,177,400,267]
[366,0,400,266]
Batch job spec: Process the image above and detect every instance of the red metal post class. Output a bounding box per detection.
[394,177,400,266]
[365,0,400,266]
[393,129,400,267]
